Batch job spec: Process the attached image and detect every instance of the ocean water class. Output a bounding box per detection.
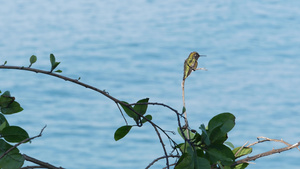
[0,0,300,169]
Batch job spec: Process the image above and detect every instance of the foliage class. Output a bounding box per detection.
[0,91,29,169]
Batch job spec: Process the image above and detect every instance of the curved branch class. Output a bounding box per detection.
[0,65,115,102]
[0,65,183,167]
[0,65,166,129]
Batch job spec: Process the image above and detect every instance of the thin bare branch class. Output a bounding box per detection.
[146,155,180,169]
[233,138,300,166]
[22,154,65,169]
[0,125,47,159]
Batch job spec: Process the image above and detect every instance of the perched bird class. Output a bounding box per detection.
[183,52,204,80]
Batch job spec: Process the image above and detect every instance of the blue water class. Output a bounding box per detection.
[1,1,300,169]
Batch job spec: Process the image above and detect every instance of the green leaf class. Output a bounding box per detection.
[191,132,202,146]
[141,114,152,124]
[2,126,29,143]
[232,147,252,158]
[194,157,210,169]
[55,69,62,73]
[1,91,11,97]
[0,93,14,108]
[133,98,149,116]
[0,92,23,115]
[120,102,138,121]
[175,153,192,169]
[225,141,234,149]
[51,62,60,72]
[182,106,186,114]
[208,113,235,144]
[1,101,23,115]
[208,112,235,134]
[0,139,24,169]
[30,55,37,64]
[177,127,195,141]
[206,144,235,166]
[233,163,249,169]
[50,54,60,72]
[175,143,210,169]
[223,166,232,169]
[50,53,56,66]
[0,114,9,134]
[175,143,194,168]
[199,124,210,145]
[114,125,132,141]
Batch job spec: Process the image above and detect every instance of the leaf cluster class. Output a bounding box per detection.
[114,98,152,141]
[0,91,30,169]
[175,112,252,169]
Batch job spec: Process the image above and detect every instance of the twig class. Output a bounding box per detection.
[20,166,44,169]
[0,125,47,159]
[146,155,181,169]
[128,102,182,117]
[22,154,64,169]
[235,141,249,157]
[153,126,169,169]
[247,136,300,151]
[115,102,128,125]
[233,138,300,166]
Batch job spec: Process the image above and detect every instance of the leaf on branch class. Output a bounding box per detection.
[206,144,235,166]
[0,114,9,134]
[50,53,60,72]
[225,141,235,149]
[0,92,14,107]
[182,106,186,114]
[120,98,149,125]
[50,53,56,66]
[175,143,210,169]
[141,114,152,124]
[232,147,252,158]
[2,126,30,143]
[55,69,62,73]
[199,124,210,145]
[233,163,249,169]
[0,91,23,115]
[207,112,235,144]
[133,98,149,116]
[29,55,37,67]
[120,101,138,122]
[177,127,195,141]
[114,125,132,141]
[0,139,24,169]
[0,101,23,115]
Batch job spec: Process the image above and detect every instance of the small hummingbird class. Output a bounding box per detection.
[183,52,205,80]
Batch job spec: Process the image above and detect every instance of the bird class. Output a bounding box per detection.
[183,52,205,80]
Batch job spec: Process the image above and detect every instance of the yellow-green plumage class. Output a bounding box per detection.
[183,52,200,80]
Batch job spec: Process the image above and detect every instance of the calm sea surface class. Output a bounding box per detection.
[0,1,300,169]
